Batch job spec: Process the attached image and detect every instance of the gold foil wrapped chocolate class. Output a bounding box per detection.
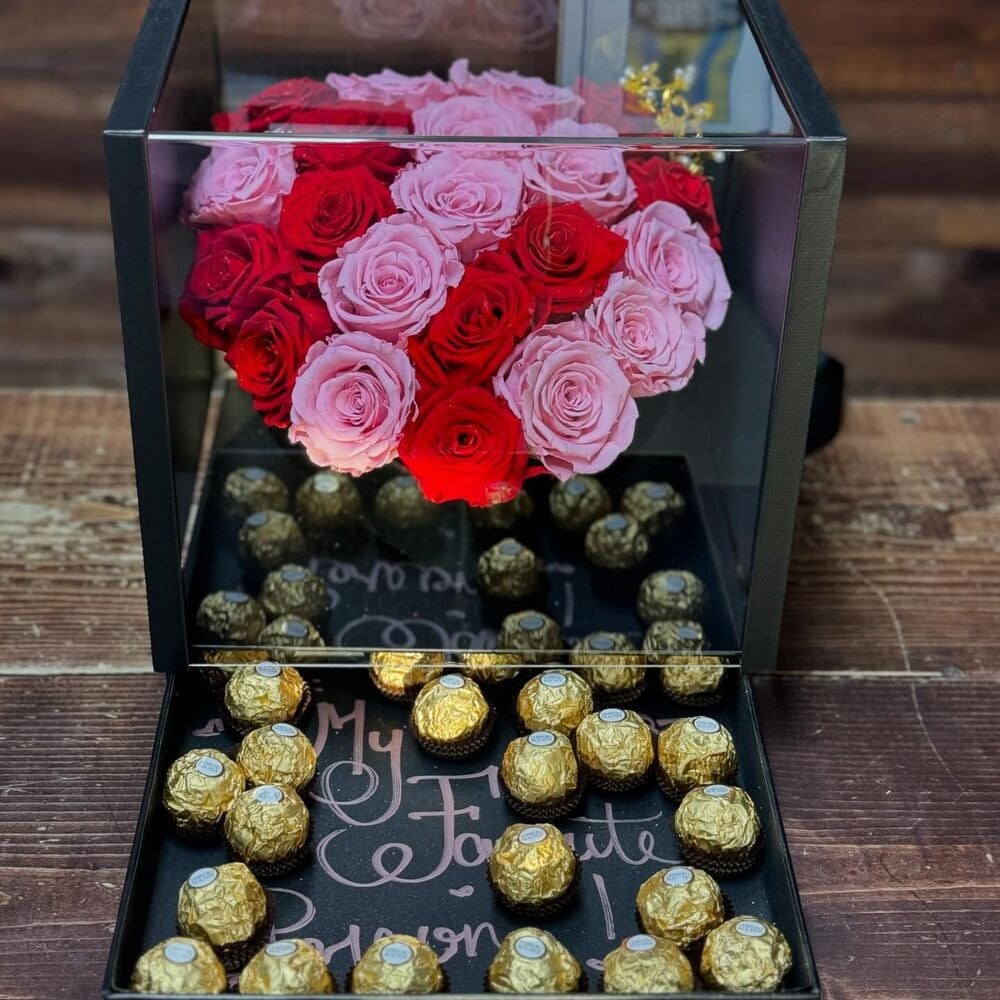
[674,785,761,873]
[239,939,336,995]
[176,862,268,969]
[497,610,562,664]
[487,928,582,993]
[621,480,685,535]
[368,651,447,702]
[601,934,694,994]
[516,670,593,734]
[296,471,364,540]
[488,823,578,914]
[574,709,653,790]
[477,538,543,600]
[224,661,308,730]
[700,917,792,992]
[584,513,649,569]
[259,564,330,624]
[458,651,523,685]
[129,937,227,995]
[643,620,705,656]
[238,723,317,791]
[350,935,443,994]
[570,633,645,702]
[548,475,611,532]
[636,866,725,949]
[224,467,289,519]
[659,656,725,700]
[500,731,581,818]
[637,571,706,624]
[259,615,326,657]
[162,748,246,838]
[373,475,436,532]
[196,590,267,643]
[224,783,310,874]
[410,674,492,757]
[238,510,307,571]
[657,716,737,796]
[471,490,534,530]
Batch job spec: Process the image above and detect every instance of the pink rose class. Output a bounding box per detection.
[522,119,635,223]
[184,144,295,227]
[317,212,463,343]
[332,0,450,41]
[325,67,454,111]
[410,95,537,155]
[614,201,731,330]
[448,58,582,128]
[389,153,523,261]
[584,275,705,396]
[288,332,417,475]
[494,319,637,479]
[574,78,655,135]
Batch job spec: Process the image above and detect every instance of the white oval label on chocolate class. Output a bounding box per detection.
[242,467,267,482]
[187,867,218,889]
[266,941,298,958]
[254,785,284,805]
[164,942,197,965]
[281,567,306,582]
[540,672,566,689]
[518,826,547,846]
[194,755,224,779]
[514,936,548,960]
[705,784,730,798]
[599,708,626,723]
[663,866,693,887]
[314,474,340,494]
[693,717,720,734]
[256,661,281,678]
[271,723,297,737]
[381,942,414,966]
[439,674,465,689]
[527,731,556,747]
[626,935,657,953]
[736,920,767,938]
[224,591,249,604]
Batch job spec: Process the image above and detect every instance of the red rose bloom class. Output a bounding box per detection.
[294,141,413,184]
[408,266,535,391]
[499,202,626,315]
[212,77,342,132]
[279,166,395,269]
[223,293,332,428]
[626,157,722,251]
[400,387,529,506]
[179,224,295,350]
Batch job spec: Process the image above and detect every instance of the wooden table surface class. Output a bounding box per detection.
[1,390,998,1000]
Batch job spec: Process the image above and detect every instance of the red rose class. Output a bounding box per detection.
[408,265,535,391]
[294,141,413,184]
[179,224,295,350]
[212,78,342,132]
[499,203,626,315]
[223,293,332,428]
[626,157,722,251]
[400,387,529,506]
[279,166,395,269]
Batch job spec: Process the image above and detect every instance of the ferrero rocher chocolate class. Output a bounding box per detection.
[637,571,706,624]
[657,716,737,797]
[584,513,649,570]
[238,723,318,791]
[224,783,310,875]
[497,610,562,664]
[239,939,335,995]
[471,490,534,530]
[410,674,492,757]
[700,917,792,992]
[487,928,582,993]
[163,748,246,838]
[259,564,329,624]
[621,480,685,535]
[238,511,307,571]
[477,538,543,600]
[516,670,593,734]
[636,866,725,949]
[643,620,705,656]
[224,661,309,731]
[487,823,578,914]
[368,651,447,702]
[224,467,289,519]
[548,475,611,532]
[659,656,726,702]
[500,731,581,819]
[130,937,227,995]
[295,471,363,540]
[458,651,523,685]
[197,590,267,643]
[570,633,645,702]
[674,785,761,874]
[373,475,435,532]
[574,708,654,791]
[601,934,694,994]
[350,935,443,994]
[259,615,326,654]
[176,862,268,970]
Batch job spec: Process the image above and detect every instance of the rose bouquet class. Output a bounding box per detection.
[180,61,730,506]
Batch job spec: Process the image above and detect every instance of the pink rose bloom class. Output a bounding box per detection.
[614,201,731,330]
[288,332,417,475]
[584,275,706,396]
[449,58,582,128]
[574,78,655,135]
[523,119,635,223]
[390,153,523,261]
[325,67,454,110]
[318,212,463,343]
[411,95,537,157]
[332,0,449,41]
[185,143,295,227]
[494,319,638,480]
